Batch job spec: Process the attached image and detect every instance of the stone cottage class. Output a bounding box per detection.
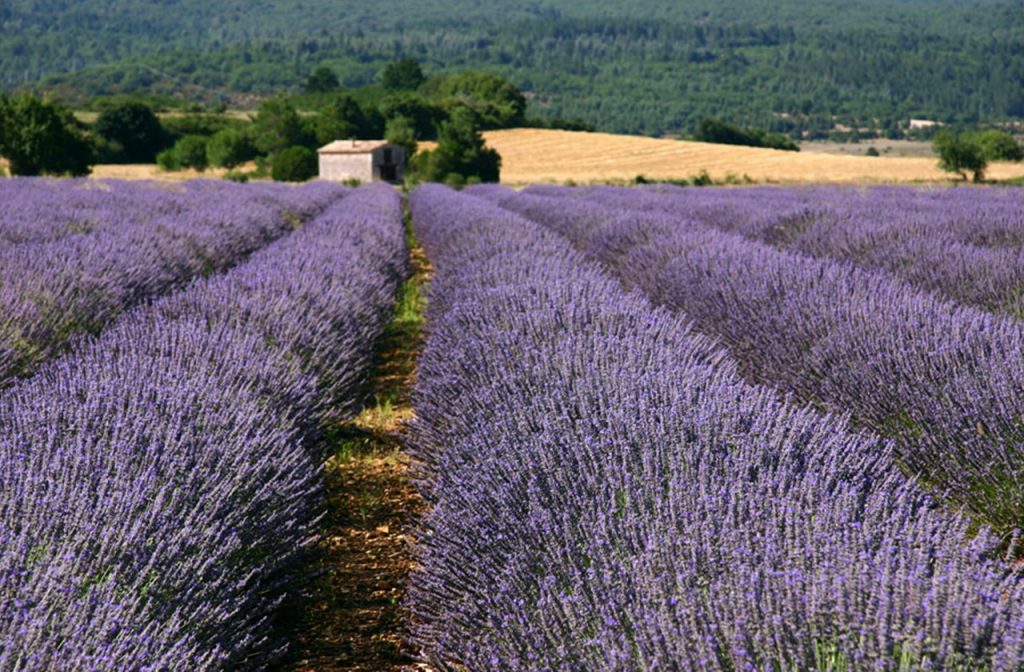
[317,140,405,183]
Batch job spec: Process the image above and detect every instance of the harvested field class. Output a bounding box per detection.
[89,163,242,181]
[427,128,1024,185]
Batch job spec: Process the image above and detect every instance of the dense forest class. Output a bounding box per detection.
[2,0,1022,135]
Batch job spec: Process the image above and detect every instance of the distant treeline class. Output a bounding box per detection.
[0,63,549,184]
[2,0,1021,136]
[694,119,800,152]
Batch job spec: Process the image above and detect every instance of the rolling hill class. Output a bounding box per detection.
[3,0,1022,135]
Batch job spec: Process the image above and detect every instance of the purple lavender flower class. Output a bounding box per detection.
[408,184,1024,671]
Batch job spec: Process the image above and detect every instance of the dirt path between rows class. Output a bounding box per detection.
[277,209,432,671]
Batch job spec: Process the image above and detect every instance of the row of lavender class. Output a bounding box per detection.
[530,184,1024,317]
[478,185,1024,534]
[0,179,344,387]
[0,185,407,669]
[407,185,1024,670]
[0,180,195,246]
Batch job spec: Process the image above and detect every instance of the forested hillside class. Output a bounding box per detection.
[2,0,1021,134]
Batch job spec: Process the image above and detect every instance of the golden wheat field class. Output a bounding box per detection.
[89,164,241,181]
[427,129,1024,185]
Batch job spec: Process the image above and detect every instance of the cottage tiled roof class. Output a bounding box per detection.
[317,139,391,154]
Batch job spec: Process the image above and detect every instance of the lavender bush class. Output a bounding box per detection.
[0,184,406,669]
[0,179,345,387]
[543,184,1024,316]
[408,184,1024,671]
[485,187,1024,533]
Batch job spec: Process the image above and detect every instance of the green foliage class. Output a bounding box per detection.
[933,130,987,182]
[271,146,317,182]
[94,101,167,163]
[0,94,93,176]
[525,116,597,132]
[7,1,1023,135]
[427,71,527,129]
[694,118,799,151]
[381,58,425,91]
[156,148,179,171]
[162,114,245,141]
[157,134,208,171]
[315,94,369,145]
[695,118,756,146]
[175,135,209,170]
[866,146,880,157]
[760,132,800,152]
[378,94,441,139]
[305,66,340,94]
[970,129,1024,162]
[251,96,310,155]
[385,115,418,157]
[412,107,500,183]
[206,127,255,168]
[691,169,713,186]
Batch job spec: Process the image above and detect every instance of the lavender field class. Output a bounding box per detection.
[0,180,407,668]
[5,178,1024,670]
[409,184,1024,670]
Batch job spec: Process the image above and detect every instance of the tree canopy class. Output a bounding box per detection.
[94,101,166,162]
[413,107,500,185]
[933,130,987,182]
[0,94,93,176]
[250,95,309,154]
[8,0,1021,135]
[381,59,426,91]
[305,66,340,94]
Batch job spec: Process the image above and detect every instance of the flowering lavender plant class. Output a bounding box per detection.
[0,184,406,669]
[408,184,1024,671]
[489,186,1024,533]
[545,184,1024,317]
[0,179,345,387]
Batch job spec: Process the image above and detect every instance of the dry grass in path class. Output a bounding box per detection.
[276,218,432,672]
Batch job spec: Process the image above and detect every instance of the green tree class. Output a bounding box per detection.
[381,58,425,91]
[156,147,180,171]
[385,114,418,157]
[157,135,208,171]
[206,128,254,168]
[0,94,93,176]
[694,118,757,146]
[174,135,209,171]
[933,130,987,182]
[693,117,798,151]
[250,96,308,155]
[379,94,441,139]
[272,146,318,182]
[315,94,367,145]
[94,101,166,163]
[971,129,1023,162]
[430,71,527,129]
[761,132,800,152]
[413,107,500,183]
[305,66,340,94]
[162,114,242,140]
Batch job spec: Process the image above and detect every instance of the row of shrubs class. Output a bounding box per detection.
[155,133,318,182]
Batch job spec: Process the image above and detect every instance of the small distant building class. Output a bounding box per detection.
[317,140,405,183]
[909,119,942,130]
